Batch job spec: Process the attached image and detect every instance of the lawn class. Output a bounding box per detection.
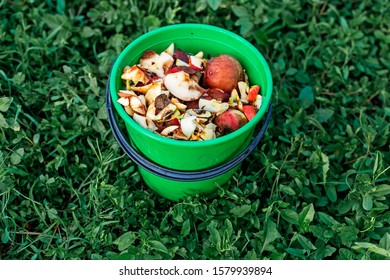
[0,0,389,260]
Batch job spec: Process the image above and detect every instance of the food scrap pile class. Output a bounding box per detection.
[117,43,262,141]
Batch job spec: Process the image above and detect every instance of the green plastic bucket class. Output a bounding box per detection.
[107,24,272,201]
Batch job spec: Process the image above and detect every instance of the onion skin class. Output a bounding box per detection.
[204,54,244,93]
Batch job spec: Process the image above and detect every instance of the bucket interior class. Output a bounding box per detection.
[109,24,273,171]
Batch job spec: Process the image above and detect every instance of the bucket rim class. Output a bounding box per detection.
[109,23,273,148]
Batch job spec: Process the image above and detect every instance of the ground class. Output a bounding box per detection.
[0,0,389,260]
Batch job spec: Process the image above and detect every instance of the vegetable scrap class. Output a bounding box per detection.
[117,43,263,141]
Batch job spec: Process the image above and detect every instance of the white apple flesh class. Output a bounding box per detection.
[163,71,205,101]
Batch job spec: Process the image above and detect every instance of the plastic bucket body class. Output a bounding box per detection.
[139,165,240,201]
[108,24,272,201]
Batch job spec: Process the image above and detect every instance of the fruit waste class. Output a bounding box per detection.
[117,43,263,141]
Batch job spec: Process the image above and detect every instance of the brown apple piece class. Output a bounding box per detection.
[207,88,231,102]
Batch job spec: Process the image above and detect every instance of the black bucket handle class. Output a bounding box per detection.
[106,77,272,182]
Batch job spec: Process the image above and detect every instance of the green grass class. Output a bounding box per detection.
[0,0,389,260]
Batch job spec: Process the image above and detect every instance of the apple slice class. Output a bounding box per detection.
[117,97,130,107]
[199,98,229,113]
[200,123,217,140]
[237,81,249,103]
[120,65,150,85]
[139,50,174,78]
[253,94,262,109]
[118,90,137,98]
[188,55,204,71]
[247,85,260,102]
[175,59,189,67]
[133,113,148,129]
[164,43,174,56]
[228,89,243,110]
[144,82,163,105]
[170,97,187,111]
[161,125,179,136]
[242,105,258,121]
[163,71,205,101]
[129,96,146,115]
